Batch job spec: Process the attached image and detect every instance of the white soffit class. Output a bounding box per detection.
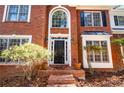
[72,5,113,10]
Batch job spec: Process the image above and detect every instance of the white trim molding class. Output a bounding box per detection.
[83,11,103,27]
[2,5,31,22]
[81,35,113,68]
[48,6,71,66]
[0,35,32,43]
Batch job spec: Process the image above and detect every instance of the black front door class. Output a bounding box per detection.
[54,40,65,64]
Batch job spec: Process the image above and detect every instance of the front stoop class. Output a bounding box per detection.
[38,69,85,80]
[47,84,76,87]
[47,74,77,87]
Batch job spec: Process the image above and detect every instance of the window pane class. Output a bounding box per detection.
[7,5,18,21]
[52,11,67,27]
[22,39,29,44]
[8,14,17,21]
[20,5,29,13]
[0,39,8,51]
[19,14,27,21]
[118,16,124,26]
[9,39,20,47]
[84,12,92,26]
[101,41,109,62]
[9,5,18,13]
[0,39,8,62]
[6,5,29,21]
[19,5,28,21]
[93,13,101,26]
[86,40,109,63]
[86,41,94,62]
[93,41,101,62]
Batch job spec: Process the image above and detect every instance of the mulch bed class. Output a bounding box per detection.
[0,74,49,87]
[76,70,124,87]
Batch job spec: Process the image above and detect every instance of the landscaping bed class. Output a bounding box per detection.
[0,74,49,87]
[0,69,124,87]
[76,70,124,87]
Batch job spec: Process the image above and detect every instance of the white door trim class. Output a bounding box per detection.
[48,6,71,66]
[49,37,70,65]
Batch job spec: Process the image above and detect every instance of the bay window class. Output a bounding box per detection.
[82,32,113,68]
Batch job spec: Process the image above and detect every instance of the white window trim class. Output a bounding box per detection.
[50,8,69,28]
[84,11,103,27]
[0,35,32,42]
[114,15,124,26]
[2,5,31,22]
[0,35,32,64]
[81,35,113,68]
[48,6,71,66]
[120,45,124,63]
[48,38,69,65]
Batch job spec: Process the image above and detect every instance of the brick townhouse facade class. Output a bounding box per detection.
[0,5,124,72]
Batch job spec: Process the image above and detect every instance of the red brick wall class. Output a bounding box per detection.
[111,34,124,71]
[0,5,47,47]
[77,10,112,68]
[51,28,69,34]
[47,6,79,65]
[0,5,124,71]
[0,65,22,80]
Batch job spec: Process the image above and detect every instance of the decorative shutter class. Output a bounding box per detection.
[101,11,107,27]
[80,12,85,26]
[114,16,118,26]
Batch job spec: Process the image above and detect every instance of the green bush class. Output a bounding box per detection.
[1,43,51,80]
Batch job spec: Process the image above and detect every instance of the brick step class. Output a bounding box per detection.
[38,69,85,80]
[47,84,76,87]
[47,74,76,85]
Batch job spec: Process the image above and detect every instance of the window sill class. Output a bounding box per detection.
[2,21,30,23]
[82,26,104,27]
[51,27,68,29]
[122,58,124,63]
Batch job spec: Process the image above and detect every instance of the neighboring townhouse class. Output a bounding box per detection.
[0,5,124,72]
[110,6,124,71]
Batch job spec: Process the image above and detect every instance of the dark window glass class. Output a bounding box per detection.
[52,11,67,27]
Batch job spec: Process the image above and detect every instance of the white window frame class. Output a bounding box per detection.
[51,10,68,28]
[84,11,103,27]
[2,5,31,22]
[50,8,69,28]
[49,37,69,65]
[115,16,124,26]
[81,35,113,68]
[120,45,124,63]
[0,35,32,48]
[48,6,71,66]
[0,35,32,64]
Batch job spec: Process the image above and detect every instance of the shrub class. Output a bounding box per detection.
[1,43,51,80]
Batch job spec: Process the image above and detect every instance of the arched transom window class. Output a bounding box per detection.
[52,11,67,28]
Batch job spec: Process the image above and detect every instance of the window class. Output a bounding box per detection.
[5,5,29,21]
[52,11,67,28]
[86,40,109,63]
[82,11,102,26]
[121,45,124,58]
[114,16,124,26]
[0,36,31,63]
